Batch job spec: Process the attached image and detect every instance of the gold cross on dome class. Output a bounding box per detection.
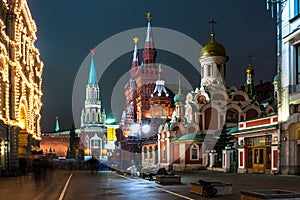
[248,54,252,65]
[209,19,217,34]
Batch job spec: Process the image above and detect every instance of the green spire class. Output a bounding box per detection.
[55,116,60,132]
[88,49,98,85]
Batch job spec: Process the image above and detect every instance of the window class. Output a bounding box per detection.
[149,146,153,159]
[207,64,211,76]
[226,109,238,123]
[190,143,199,160]
[296,45,300,84]
[94,140,99,148]
[162,147,166,160]
[295,0,300,17]
[144,147,148,159]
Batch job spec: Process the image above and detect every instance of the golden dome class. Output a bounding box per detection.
[246,65,254,74]
[199,34,227,60]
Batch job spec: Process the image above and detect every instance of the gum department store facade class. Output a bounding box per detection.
[0,0,43,175]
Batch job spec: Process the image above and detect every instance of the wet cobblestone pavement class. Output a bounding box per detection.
[0,169,299,200]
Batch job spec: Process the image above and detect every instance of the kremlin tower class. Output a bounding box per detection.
[80,50,107,161]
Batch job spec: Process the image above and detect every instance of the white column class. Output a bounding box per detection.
[167,136,170,165]
[237,148,245,173]
[271,145,278,172]
[157,134,161,164]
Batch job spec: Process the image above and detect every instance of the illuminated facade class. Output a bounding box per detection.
[0,0,43,174]
[124,13,161,127]
[116,14,277,174]
[143,23,278,173]
[40,129,81,159]
[279,0,300,175]
[117,13,175,169]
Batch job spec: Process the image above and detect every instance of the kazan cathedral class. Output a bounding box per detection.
[117,13,278,174]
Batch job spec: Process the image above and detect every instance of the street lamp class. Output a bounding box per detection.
[130,124,151,138]
[131,124,141,137]
[141,124,151,135]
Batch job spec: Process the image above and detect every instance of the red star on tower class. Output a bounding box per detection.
[90,49,95,55]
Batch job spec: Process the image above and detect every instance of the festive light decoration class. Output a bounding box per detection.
[0,0,44,161]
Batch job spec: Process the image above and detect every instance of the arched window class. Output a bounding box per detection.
[204,107,218,130]
[162,147,166,160]
[173,126,182,138]
[149,146,153,159]
[155,146,158,164]
[197,96,206,104]
[246,109,258,120]
[207,64,211,76]
[143,147,148,159]
[85,135,89,148]
[226,109,238,123]
[233,95,245,101]
[190,143,199,160]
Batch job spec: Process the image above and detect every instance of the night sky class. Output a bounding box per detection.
[27,0,277,132]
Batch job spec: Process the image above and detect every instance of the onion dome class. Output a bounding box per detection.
[174,93,186,103]
[199,20,227,60]
[273,74,278,84]
[174,76,186,103]
[199,34,226,60]
[246,64,254,75]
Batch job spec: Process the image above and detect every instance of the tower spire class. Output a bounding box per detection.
[131,37,140,75]
[55,116,60,132]
[145,12,153,47]
[143,12,156,64]
[158,64,162,80]
[178,75,182,94]
[88,49,98,85]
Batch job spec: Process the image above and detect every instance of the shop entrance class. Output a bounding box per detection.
[252,147,271,173]
[253,148,264,173]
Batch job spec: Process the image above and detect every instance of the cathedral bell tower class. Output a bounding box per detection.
[244,55,256,99]
[199,20,229,88]
[173,77,187,123]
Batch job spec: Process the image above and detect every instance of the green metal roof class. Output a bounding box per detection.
[174,133,206,142]
[224,126,238,135]
[232,125,277,134]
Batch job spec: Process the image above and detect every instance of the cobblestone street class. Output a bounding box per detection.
[0,169,300,200]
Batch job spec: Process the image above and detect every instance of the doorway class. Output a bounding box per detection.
[253,148,265,173]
